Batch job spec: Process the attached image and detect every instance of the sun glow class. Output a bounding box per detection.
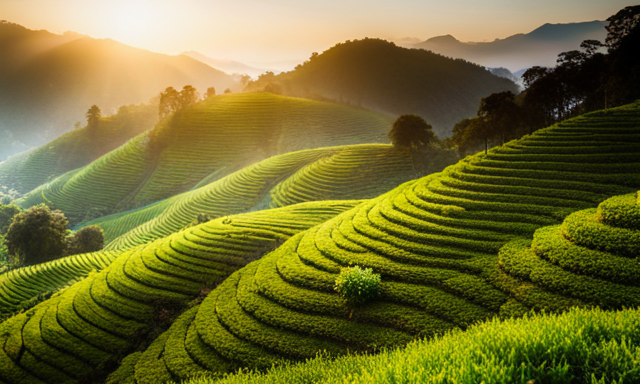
[106,2,161,43]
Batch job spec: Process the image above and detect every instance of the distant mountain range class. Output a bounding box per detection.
[182,51,269,78]
[414,21,608,71]
[0,21,238,161]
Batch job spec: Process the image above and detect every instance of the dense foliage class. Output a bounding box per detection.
[66,225,104,256]
[246,38,517,136]
[199,307,640,384]
[388,114,437,149]
[4,204,69,266]
[334,266,382,305]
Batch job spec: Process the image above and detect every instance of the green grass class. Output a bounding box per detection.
[16,93,394,224]
[84,143,417,250]
[187,307,640,384]
[113,101,640,382]
[0,103,157,195]
[0,200,359,384]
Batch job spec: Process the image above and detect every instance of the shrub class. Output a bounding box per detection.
[67,225,105,255]
[0,204,21,234]
[4,204,69,266]
[334,266,382,305]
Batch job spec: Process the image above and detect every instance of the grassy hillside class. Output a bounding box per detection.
[17,93,395,224]
[0,200,359,384]
[84,144,418,250]
[0,103,157,194]
[246,38,518,136]
[114,102,640,382]
[186,307,640,384]
[0,21,237,160]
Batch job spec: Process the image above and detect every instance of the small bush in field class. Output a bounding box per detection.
[334,266,381,305]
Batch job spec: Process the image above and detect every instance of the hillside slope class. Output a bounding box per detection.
[84,144,419,250]
[0,103,157,194]
[245,38,517,137]
[0,22,238,160]
[118,102,640,381]
[17,93,394,223]
[0,200,360,384]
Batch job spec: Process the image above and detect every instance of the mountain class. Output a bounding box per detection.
[245,38,518,137]
[414,21,608,71]
[182,51,269,77]
[0,22,239,161]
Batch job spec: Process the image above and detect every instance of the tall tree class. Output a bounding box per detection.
[478,91,520,145]
[159,87,180,119]
[204,87,216,99]
[179,85,199,109]
[85,105,101,128]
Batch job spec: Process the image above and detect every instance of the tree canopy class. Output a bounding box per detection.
[388,114,437,149]
[85,105,101,128]
[4,204,69,266]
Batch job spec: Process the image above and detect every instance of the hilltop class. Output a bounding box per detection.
[414,21,608,71]
[16,93,396,223]
[245,38,517,137]
[0,21,238,160]
[0,102,158,194]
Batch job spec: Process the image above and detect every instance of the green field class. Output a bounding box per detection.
[83,143,418,250]
[16,93,394,224]
[112,101,640,382]
[189,307,640,384]
[0,103,157,194]
[0,101,639,384]
[0,200,359,384]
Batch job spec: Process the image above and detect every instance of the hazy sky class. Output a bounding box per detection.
[1,0,630,69]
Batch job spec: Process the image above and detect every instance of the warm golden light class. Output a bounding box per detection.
[105,1,159,42]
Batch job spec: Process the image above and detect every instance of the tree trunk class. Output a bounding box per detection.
[485,137,488,155]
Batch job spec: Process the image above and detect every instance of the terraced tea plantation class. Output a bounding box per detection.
[0,103,157,194]
[86,144,416,250]
[1,101,639,384]
[0,200,359,384]
[16,93,393,223]
[111,102,640,382]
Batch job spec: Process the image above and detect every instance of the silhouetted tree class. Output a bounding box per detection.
[85,105,101,128]
[605,5,640,51]
[224,88,233,94]
[159,87,180,119]
[478,91,520,145]
[388,114,437,149]
[5,204,69,266]
[204,87,216,99]
[67,225,104,255]
[178,85,199,109]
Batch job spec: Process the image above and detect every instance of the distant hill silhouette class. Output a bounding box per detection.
[246,38,517,137]
[414,21,607,71]
[0,21,238,160]
[183,51,269,77]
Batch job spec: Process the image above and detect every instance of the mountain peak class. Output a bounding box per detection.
[425,34,459,44]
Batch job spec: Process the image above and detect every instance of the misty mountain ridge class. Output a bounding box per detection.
[0,22,239,161]
[182,51,271,78]
[415,20,608,71]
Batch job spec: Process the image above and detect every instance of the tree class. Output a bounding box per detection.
[5,204,69,266]
[67,225,104,255]
[605,5,640,51]
[477,91,520,145]
[224,88,233,94]
[85,105,101,128]
[178,85,199,109]
[159,87,180,119]
[204,87,216,99]
[388,114,437,149]
[0,204,21,235]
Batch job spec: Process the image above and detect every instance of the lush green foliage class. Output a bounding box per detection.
[193,307,640,384]
[0,201,358,383]
[17,93,394,224]
[246,38,517,136]
[0,204,21,234]
[334,266,382,305]
[66,225,104,256]
[112,101,640,383]
[4,204,69,266]
[0,102,157,194]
